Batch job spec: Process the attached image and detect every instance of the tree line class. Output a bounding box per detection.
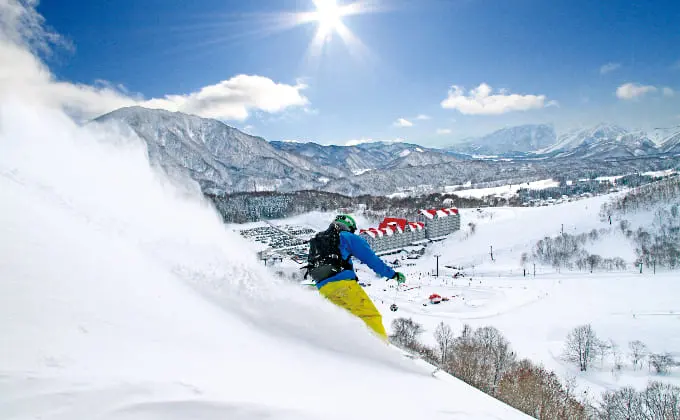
[390,318,679,419]
[600,176,680,269]
[524,229,627,272]
[390,319,588,419]
[206,190,485,223]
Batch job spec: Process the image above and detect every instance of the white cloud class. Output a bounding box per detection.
[142,75,308,121]
[599,62,621,74]
[394,118,413,127]
[345,138,373,146]
[436,128,452,135]
[415,114,431,120]
[0,0,309,121]
[616,83,657,100]
[393,118,413,127]
[440,83,548,115]
[662,87,675,97]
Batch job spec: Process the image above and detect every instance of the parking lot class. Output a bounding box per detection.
[239,224,317,264]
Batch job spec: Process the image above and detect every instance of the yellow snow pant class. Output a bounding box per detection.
[319,280,387,340]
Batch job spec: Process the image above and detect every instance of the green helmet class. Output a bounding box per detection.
[333,214,357,233]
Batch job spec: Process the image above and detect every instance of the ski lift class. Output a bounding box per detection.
[389,303,398,312]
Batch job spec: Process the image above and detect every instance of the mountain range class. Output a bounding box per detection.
[447,124,557,157]
[95,107,342,193]
[93,107,680,196]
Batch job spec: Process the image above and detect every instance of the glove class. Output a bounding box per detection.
[392,272,406,285]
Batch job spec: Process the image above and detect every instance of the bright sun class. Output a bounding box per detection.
[285,0,381,60]
[312,0,347,38]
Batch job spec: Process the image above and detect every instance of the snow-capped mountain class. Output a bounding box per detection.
[539,124,659,158]
[447,124,557,156]
[94,107,343,193]
[651,125,680,154]
[270,140,442,176]
[91,107,677,197]
[385,149,461,169]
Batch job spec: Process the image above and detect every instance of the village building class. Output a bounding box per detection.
[359,208,460,253]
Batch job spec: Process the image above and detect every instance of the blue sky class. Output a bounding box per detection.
[26,0,680,145]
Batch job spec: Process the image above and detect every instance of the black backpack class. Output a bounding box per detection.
[305,226,353,282]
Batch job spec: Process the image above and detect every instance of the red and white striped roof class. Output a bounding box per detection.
[359,227,384,238]
[381,226,394,236]
[418,207,459,219]
[361,221,425,237]
[385,222,404,233]
[407,222,425,231]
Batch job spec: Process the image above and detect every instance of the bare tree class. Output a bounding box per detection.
[520,252,529,268]
[498,359,588,419]
[608,339,623,372]
[596,339,612,368]
[628,340,648,370]
[460,323,472,339]
[648,353,674,375]
[564,324,599,372]
[474,326,516,394]
[448,326,515,395]
[587,254,603,273]
[390,318,423,349]
[641,381,680,419]
[434,322,454,364]
[599,380,680,419]
[598,386,643,420]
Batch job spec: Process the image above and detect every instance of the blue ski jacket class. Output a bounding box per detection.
[315,230,396,289]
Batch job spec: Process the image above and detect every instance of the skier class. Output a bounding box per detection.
[305,214,406,339]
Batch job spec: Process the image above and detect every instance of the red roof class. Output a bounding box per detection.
[381,227,395,236]
[418,209,437,219]
[419,207,459,218]
[379,217,408,230]
[359,228,384,238]
[361,221,425,236]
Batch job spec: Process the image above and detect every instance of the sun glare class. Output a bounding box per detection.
[312,0,347,38]
[184,0,386,65]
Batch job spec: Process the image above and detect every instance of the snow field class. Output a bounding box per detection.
[0,100,530,419]
[244,182,679,400]
[347,200,680,398]
[444,178,560,199]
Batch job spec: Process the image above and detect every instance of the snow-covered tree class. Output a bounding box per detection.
[649,353,675,375]
[628,340,648,370]
[564,324,599,372]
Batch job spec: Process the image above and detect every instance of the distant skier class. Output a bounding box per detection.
[305,214,406,339]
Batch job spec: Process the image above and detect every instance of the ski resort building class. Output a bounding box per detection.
[359,220,426,253]
[417,208,460,239]
[359,208,460,254]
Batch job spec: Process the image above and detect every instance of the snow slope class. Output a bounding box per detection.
[648,125,680,152]
[445,178,560,199]
[0,101,530,419]
[345,198,680,397]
